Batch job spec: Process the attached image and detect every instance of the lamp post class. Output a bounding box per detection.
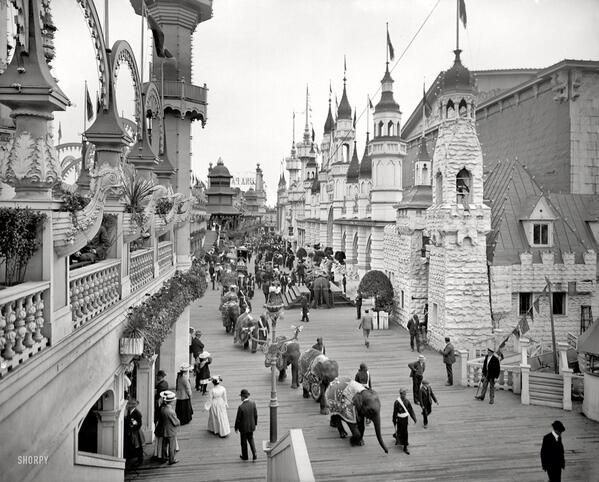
[264,282,285,445]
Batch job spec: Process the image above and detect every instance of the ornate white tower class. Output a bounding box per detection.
[425,49,493,349]
[369,63,405,222]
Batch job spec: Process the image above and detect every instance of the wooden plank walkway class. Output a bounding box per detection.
[126,285,599,482]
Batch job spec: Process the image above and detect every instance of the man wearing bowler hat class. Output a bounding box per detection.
[541,420,566,482]
[235,389,258,461]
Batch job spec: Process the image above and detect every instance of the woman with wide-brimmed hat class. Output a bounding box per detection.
[195,351,212,395]
[205,375,231,437]
[175,363,194,425]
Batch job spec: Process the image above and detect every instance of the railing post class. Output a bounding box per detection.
[520,337,530,405]
[558,342,573,410]
[455,349,468,386]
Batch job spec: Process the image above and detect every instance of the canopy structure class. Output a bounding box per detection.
[578,322,599,356]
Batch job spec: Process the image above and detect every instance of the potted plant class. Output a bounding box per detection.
[0,207,47,287]
[120,164,156,231]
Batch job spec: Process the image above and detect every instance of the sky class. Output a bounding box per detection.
[17,0,599,205]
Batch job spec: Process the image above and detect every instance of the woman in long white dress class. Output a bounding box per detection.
[205,375,231,437]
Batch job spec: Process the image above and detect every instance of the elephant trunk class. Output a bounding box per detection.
[371,413,388,454]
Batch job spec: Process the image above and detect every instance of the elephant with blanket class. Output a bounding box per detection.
[325,376,388,453]
[298,348,339,414]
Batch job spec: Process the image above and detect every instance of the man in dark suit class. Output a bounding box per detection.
[407,315,421,352]
[540,420,566,482]
[124,398,145,466]
[408,354,426,405]
[235,389,258,461]
[442,337,456,386]
[476,348,501,404]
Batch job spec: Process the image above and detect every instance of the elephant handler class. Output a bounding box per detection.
[392,388,417,455]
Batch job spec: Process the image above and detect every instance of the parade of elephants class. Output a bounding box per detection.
[198,231,391,453]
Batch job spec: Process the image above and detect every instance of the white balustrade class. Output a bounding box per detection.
[0,281,50,377]
[158,241,174,274]
[70,260,121,330]
[129,248,154,293]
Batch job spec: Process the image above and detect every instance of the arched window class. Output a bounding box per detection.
[435,171,443,203]
[378,121,384,137]
[458,99,468,117]
[397,121,401,135]
[388,121,394,136]
[342,143,350,163]
[456,168,472,208]
[446,100,455,118]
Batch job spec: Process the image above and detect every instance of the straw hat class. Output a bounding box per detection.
[199,351,211,359]
[179,362,193,372]
[160,390,176,402]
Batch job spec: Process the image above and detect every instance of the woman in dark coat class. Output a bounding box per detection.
[175,363,194,425]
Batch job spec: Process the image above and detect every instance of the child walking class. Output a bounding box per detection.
[195,351,212,395]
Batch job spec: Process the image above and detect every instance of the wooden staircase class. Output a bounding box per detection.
[281,285,311,309]
[529,371,563,408]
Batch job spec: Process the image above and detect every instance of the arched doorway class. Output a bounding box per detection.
[77,389,118,457]
[327,206,334,247]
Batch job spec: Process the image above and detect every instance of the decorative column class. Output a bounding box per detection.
[520,337,530,405]
[558,342,573,411]
[455,349,469,386]
[136,354,158,443]
[0,1,70,199]
[159,306,190,387]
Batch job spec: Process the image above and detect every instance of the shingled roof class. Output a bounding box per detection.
[484,158,598,265]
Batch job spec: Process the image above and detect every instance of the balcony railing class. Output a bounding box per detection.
[70,260,121,330]
[467,358,520,392]
[158,241,174,274]
[0,281,50,378]
[162,80,208,105]
[129,248,154,293]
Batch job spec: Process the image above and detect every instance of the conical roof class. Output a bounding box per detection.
[440,49,475,94]
[278,172,286,187]
[374,65,399,113]
[359,132,372,178]
[324,101,334,134]
[337,84,352,120]
[346,141,360,182]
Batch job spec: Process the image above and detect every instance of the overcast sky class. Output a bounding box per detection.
[44,0,599,205]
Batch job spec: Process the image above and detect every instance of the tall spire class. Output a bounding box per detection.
[338,57,352,120]
[324,81,334,134]
[304,84,310,142]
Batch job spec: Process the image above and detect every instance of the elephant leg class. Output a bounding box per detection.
[303,386,310,399]
[243,340,249,350]
[278,368,287,382]
[330,415,347,438]
[349,422,364,446]
[319,388,330,415]
[250,339,257,353]
[290,361,299,389]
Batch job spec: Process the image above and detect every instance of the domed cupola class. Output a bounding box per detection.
[346,141,360,182]
[438,49,477,121]
[374,65,400,114]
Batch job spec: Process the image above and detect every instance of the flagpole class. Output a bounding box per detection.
[83,80,87,132]
[104,0,109,47]
[366,95,369,134]
[140,1,145,141]
[422,80,426,139]
[456,0,460,51]
[386,22,389,65]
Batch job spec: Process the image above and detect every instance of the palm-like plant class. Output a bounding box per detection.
[120,164,156,213]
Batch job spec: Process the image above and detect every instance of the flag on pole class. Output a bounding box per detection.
[533,297,541,314]
[387,27,395,61]
[353,110,356,129]
[344,55,347,76]
[129,0,172,58]
[459,0,467,28]
[368,95,373,110]
[85,84,94,122]
[311,127,315,143]
[329,81,332,97]
[422,84,432,118]
[58,122,62,144]
[520,316,530,335]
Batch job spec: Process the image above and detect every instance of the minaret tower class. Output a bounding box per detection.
[285,113,300,185]
[425,47,492,349]
[297,85,317,186]
[277,169,288,234]
[134,0,213,380]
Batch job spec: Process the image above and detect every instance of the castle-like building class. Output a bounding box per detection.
[277,52,599,350]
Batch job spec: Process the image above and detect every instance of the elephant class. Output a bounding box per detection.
[298,348,339,414]
[220,300,240,334]
[325,376,389,453]
[234,311,269,353]
[311,275,331,309]
[264,325,302,389]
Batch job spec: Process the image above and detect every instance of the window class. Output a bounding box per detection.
[533,223,549,245]
[400,290,404,308]
[519,292,532,316]
[552,293,566,316]
[456,168,472,206]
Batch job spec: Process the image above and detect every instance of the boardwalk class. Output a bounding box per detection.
[126,285,599,482]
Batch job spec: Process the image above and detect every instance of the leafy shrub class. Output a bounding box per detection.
[123,257,208,358]
[0,208,46,286]
[155,198,174,216]
[358,270,394,312]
